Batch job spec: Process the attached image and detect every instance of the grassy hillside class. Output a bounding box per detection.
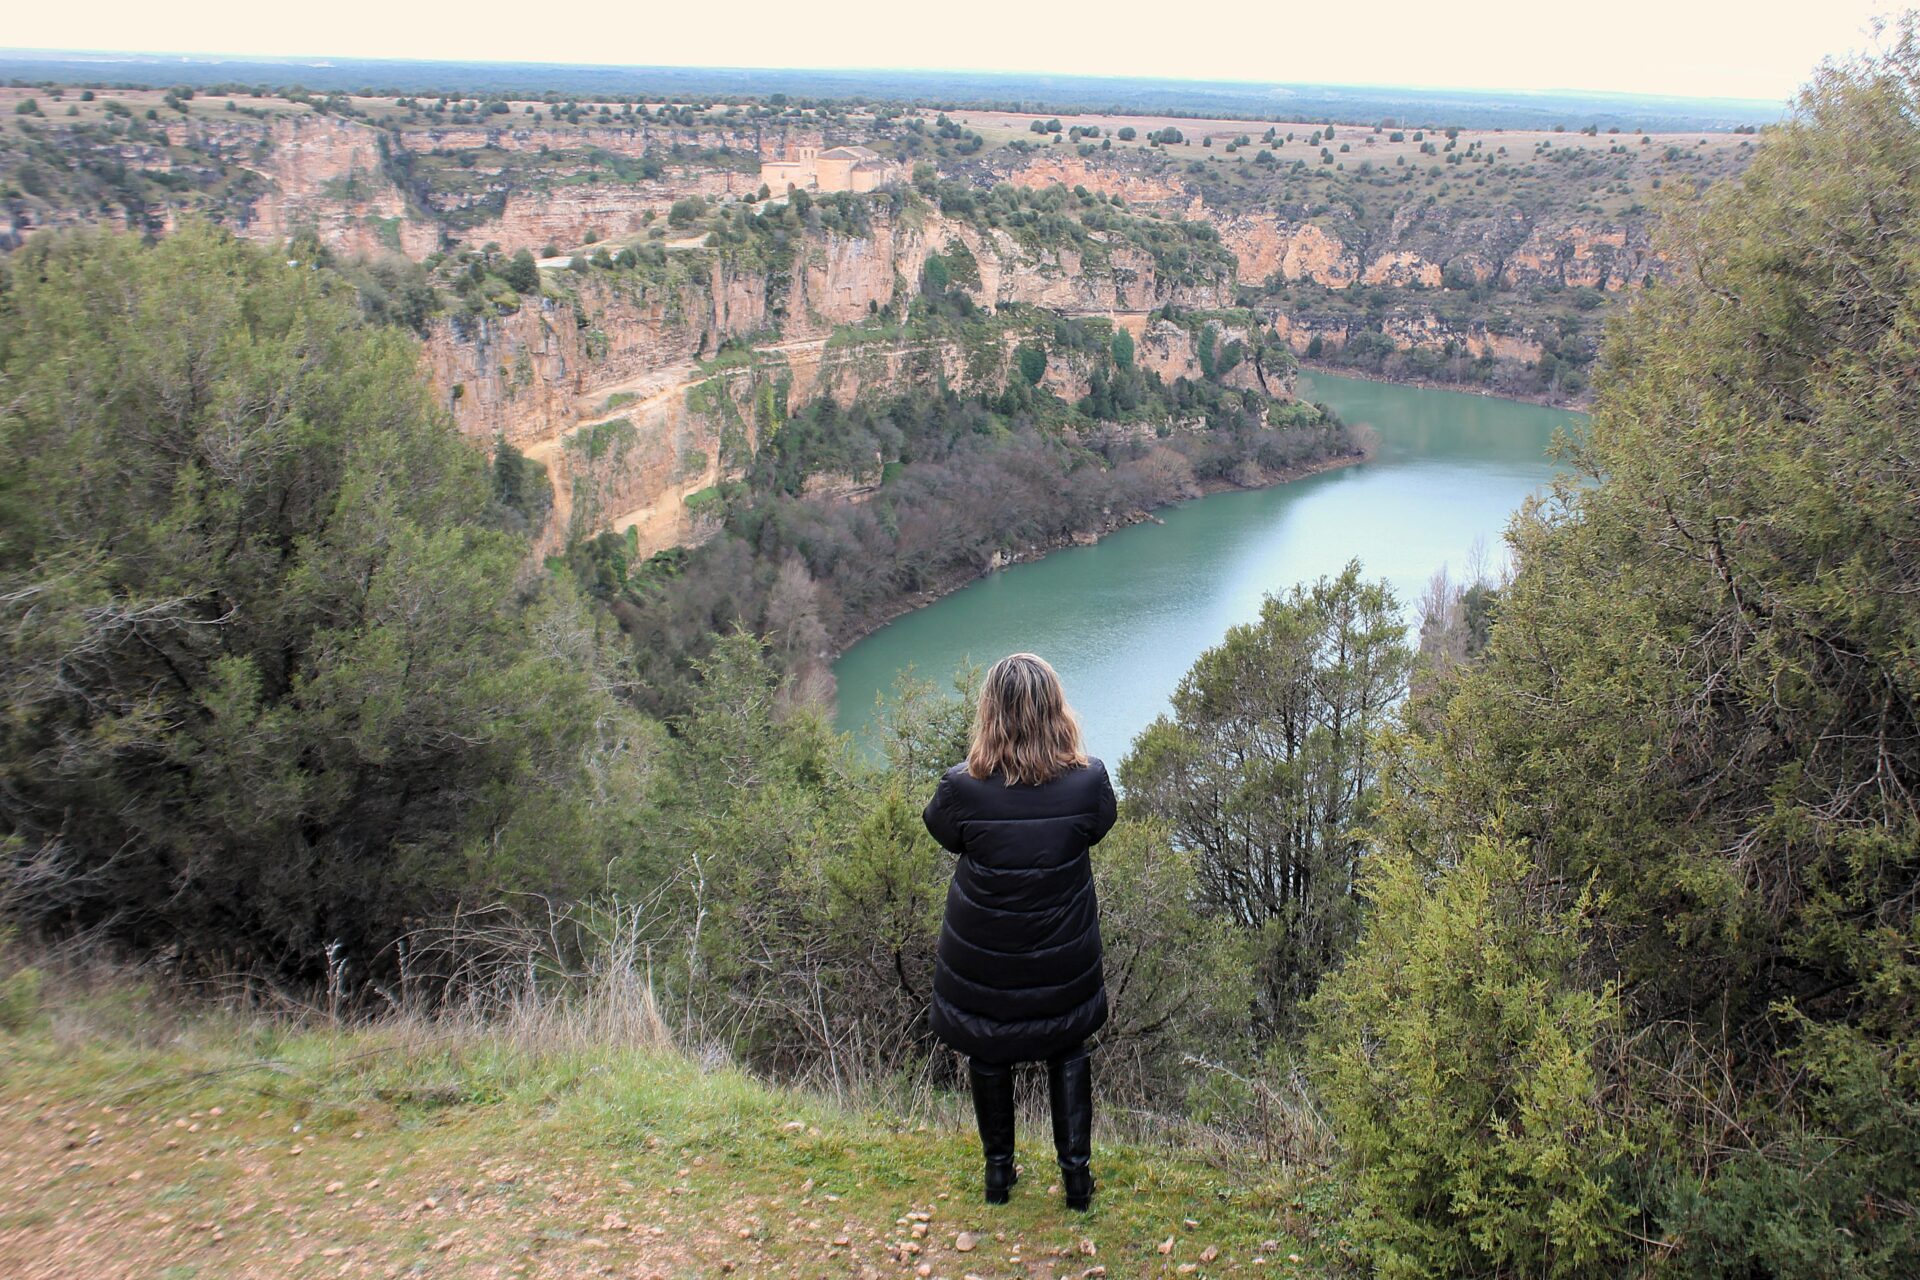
[0,975,1339,1278]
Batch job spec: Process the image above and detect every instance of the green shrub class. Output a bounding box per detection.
[1312,837,1629,1278]
[1310,28,1920,1278]
[0,966,44,1032]
[668,196,707,228]
[1015,342,1047,386]
[0,227,649,986]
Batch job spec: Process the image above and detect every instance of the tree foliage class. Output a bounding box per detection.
[0,226,652,983]
[1124,563,1410,1035]
[1311,30,1920,1278]
[1313,836,1627,1278]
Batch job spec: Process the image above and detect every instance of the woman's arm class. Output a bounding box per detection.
[1090,761,1118,846]
[922,772,965,854]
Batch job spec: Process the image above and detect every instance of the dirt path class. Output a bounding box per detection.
[0,1091,717,1278]
[520,333,850,543]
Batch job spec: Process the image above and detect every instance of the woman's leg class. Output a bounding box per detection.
[1045,1042,1094,1211]
[967,1057,1019,1204]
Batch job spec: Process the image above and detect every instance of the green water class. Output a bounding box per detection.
[832,373,1583,763]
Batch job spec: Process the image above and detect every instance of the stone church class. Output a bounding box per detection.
[760,144,891,194]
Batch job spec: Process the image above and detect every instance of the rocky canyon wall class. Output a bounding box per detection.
[423,205,1238,448]
[421,204,1246,557]
[172,114,440,258]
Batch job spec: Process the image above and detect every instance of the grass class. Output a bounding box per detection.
[0,975,1343,1278]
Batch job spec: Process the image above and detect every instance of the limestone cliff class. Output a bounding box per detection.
[173,114,439,259]
[423,204,1238,448]
[421,201,1247,557]
[1209,205,1652,294]
[1269,310,1546,365]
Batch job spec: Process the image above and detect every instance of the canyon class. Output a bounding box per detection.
[0,85,1752,557]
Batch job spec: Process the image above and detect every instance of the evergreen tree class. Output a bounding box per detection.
[0,227,651,984]
[1313,29,1920,1278]
[1125,562,1410,1034]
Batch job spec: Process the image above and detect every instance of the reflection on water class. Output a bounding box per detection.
[832,373,1584,763]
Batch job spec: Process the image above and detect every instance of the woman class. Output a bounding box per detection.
[922,653,1117,1211]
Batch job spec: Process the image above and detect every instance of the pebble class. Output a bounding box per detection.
[955,1231,977,1252]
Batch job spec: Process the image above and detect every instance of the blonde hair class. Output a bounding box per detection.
[967,653,1088,786]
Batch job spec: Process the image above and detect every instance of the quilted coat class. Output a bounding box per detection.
[922,758,1118,1063]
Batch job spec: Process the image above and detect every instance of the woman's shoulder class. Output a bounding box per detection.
[1069,757,1111,796]
[943,759,1108,808]
[944,758,1106,781]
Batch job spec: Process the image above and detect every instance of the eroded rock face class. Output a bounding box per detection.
[1003,155,1193,210]
[175,114,439,258]
[424,206,1237,445]
[990,150,1660,299]
[422,205,1246,556]
[1269,310,1546,365]
[393,122,820,159]
[1210,206,1652,294]
[1499,221,1653,290]
[94,114,839,261]
[1361,251,1444,289]
[451,173,756,252]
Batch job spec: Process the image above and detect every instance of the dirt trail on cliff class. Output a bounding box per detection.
[522,331,845,541]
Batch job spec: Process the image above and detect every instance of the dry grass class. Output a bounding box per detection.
[0,927,1345,1279]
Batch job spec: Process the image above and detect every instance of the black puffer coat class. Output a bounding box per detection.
[922,758,1118,1064]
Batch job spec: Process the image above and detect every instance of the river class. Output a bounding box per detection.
[832,372,1584,764]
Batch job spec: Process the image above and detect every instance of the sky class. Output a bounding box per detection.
[3,0,1904,102]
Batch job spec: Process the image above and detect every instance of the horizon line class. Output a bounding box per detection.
[0,46,1792,111]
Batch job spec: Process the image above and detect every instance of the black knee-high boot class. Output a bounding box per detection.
[1047,1046,1094,1211]
[968,1059,1019,1204]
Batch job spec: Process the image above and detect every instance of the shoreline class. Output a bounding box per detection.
[1297,360,1593,412]
[826,443,1373,658]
